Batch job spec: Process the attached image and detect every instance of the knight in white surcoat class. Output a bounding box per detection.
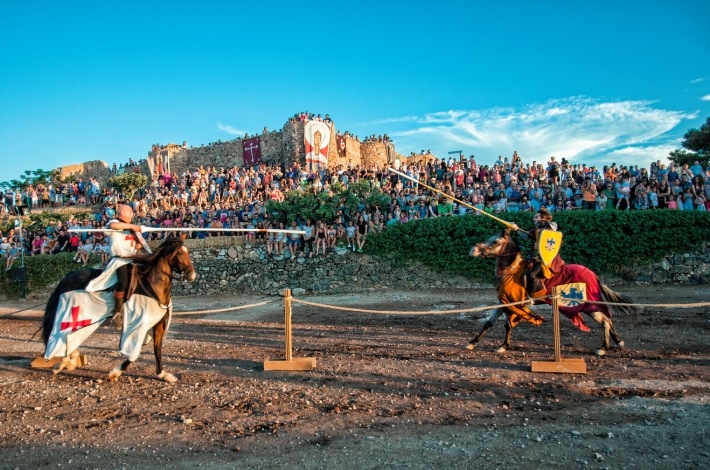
[85,205,150,325]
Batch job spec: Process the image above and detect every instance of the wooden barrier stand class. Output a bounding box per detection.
[531,286,587,374]
[263,289,316,371]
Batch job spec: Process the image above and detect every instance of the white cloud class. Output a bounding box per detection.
[691,78,706,84]
[217,122,246,135]
[388,97,693,170]
[604,144,678,164]
[701,94,710,102]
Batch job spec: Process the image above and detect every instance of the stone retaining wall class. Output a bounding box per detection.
[171,242,710,296]
[635,243,710,284]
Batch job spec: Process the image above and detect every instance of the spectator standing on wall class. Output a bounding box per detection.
[656,178,672,209]
[355,214,368,253]
[302,219,315,258]
[581,177,597,210]
[287,221,302,260]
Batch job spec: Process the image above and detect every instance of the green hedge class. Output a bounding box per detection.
[0,252,101,299]
[365,211,710,281]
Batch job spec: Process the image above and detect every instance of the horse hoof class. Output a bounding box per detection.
[616,341,625,350]
[466,343,475,350]
[158,371,178,383]
[53,357,73,374]
[495,347,507,354]
[108,368,123,381]
[595,348,606,356]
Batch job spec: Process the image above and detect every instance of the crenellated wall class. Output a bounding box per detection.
[360,141,393,169]
[145,119,417,175]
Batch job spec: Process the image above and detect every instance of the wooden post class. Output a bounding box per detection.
[263,289,316,371]
[553,286,562,363]
[531,286,586,374]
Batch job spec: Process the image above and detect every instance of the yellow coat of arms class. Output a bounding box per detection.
[538,229,563,266]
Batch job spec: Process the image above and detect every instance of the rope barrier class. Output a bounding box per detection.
[290,296,555,315]
[289,295,709,316]
[0,302,47,319]
[582,299,710,309]
[173,300,278,316]
[3,292,705,322]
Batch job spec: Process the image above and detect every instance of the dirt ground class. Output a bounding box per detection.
[0,284,708,469]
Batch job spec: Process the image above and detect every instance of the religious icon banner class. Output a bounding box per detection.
[242,137,261,167]
[305,121,330,171]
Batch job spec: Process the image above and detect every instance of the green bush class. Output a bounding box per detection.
[266,182,391,224]
[366,211,710,281]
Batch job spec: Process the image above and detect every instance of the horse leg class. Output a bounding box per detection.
[610,321,624,349]
[53,350,80,375]
[588,311,623,356]
[108,359,132,381]
[467,308,504,350]
[496,317,513,353]
[153,315,177,383]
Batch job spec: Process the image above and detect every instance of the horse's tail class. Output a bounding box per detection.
[598,278,640,319]
[41,283,63,346]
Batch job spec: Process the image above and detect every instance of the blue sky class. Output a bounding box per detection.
[1,1,709,183]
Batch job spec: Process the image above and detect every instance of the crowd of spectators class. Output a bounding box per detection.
[2,147,709,267]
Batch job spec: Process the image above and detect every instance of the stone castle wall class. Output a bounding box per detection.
[147,119,402,175]
[53,116,445,186]
[55,160,111,182]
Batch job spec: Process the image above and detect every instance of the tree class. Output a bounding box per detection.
[668,117,710,168]
[264,181,391,224]
[0,168,57,191]
[107,173,148,202]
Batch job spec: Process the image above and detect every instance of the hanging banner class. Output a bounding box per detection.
[305,121,330,171]
[336,135,346,158]
[147,155,156,178]
[242,137,261,167]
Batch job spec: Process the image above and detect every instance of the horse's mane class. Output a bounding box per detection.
[130,237,185,277]
[501,227,519,252]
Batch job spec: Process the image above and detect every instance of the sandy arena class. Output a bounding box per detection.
[0,284,708,469]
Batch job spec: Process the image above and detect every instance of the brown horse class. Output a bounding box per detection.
[42,236,196,382]
[468,229,636,355]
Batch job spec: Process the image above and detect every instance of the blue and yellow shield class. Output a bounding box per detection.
[538,229,563,266]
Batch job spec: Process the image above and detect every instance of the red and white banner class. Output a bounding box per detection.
[242,137,261,167]
[120,294,170,361]
[305,121,330,171]
[45,291,114,359]
[336,135,346,158]
[44,290,170,362]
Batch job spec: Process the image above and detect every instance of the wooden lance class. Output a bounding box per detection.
[387,167,525,233]
[68,227,306,235]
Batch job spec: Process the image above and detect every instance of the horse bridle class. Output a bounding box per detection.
[167,242,194,280]
[482,234,520,259]
[499,235,522,257]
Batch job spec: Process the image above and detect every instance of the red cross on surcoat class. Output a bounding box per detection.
[60,306,92,332]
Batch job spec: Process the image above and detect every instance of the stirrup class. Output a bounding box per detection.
[112,313,123,330]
